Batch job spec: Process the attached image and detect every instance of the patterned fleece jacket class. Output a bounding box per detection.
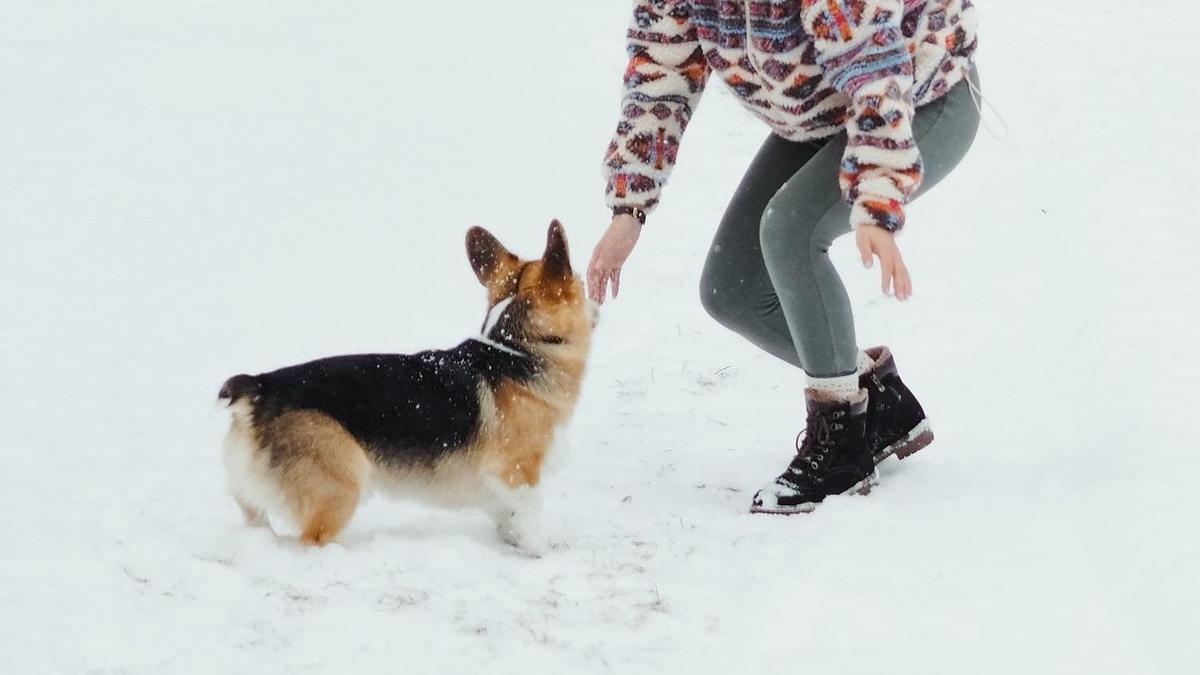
[603,0,978,231]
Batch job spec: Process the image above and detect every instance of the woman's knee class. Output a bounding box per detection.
[698,247,779,329]
[698,256,745,325]
[759,197,831,268]
[763,189,849,265]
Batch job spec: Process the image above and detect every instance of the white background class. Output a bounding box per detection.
[2,2,1197,673]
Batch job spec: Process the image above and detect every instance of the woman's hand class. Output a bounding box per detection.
[856,226,912,301]
[587,214,642,304]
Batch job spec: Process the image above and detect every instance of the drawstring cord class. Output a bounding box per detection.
[966,75,1010,141]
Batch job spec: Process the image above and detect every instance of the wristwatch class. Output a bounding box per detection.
[612,205,647,226]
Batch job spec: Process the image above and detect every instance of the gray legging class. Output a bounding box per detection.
[699,69,981,378]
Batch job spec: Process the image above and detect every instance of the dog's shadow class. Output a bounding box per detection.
[336,506,530,555]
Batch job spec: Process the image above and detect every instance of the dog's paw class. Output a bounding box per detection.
[495,522,520,547]
[497,525,546,557]
[514,535,547,559]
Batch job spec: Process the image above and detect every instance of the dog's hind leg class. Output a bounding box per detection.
[264,411,371,547]
[235,497,269,527]
[223,404,279,530]
[298,493,360,547]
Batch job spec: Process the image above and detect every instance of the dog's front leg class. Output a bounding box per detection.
[483,475,546,557]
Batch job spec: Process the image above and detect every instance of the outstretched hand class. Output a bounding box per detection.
[856,226,912,301]
[587,214,642,304]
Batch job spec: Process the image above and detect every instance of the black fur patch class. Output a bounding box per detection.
[219,373,260,404]
[239,340,539,466]
[482,296,536,350]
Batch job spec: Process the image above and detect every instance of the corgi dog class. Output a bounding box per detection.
[218,221,594,555]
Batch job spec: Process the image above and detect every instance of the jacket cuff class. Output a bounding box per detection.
[850,196,906,233]
[605,171,661,214]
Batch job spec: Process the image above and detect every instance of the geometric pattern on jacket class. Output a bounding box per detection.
[603,0,977,231]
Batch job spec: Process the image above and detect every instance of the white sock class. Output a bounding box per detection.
[807,350,874,402]
[806,372,866,402]
[856,350,874,375]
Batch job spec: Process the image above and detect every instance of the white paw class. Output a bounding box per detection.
[495,521,545,557]
[495,521,521,548]
[513,534,547,558]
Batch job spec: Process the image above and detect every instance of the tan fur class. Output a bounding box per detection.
[485,262,522,305]
[477,379,554,489]
[225,410,372,546]
[472,257,593,491]
[260,411,371,546]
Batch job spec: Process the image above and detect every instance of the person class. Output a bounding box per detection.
[587,0,980,513]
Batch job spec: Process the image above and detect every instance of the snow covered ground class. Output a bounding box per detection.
[3,2,1198,673]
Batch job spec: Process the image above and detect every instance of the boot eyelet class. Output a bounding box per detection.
[810,461,819,470]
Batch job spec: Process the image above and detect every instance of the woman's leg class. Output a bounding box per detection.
[750,74,982,514]
[759,71,982,380]
[699,135,829,368]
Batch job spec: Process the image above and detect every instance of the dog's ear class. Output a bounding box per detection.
[541,220,571,279]
[466,226,519,288]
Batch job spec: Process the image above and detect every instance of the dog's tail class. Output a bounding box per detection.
[218,374,260,406]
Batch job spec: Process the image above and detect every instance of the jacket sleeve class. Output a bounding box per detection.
[802,0,922,232]
[603,1,711,215]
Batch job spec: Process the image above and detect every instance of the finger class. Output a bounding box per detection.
[856,231,874,269]
[596,271,610,306]
[879,250,895,296]
[611,267,621,299]
[589,267,607,305]
[894,258,911,301]
[587,267,600,303]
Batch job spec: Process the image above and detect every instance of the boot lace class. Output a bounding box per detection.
[793,409,847,472]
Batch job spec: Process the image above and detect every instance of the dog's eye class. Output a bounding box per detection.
[539,335,565,345]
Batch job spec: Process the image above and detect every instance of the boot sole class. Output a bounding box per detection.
[874,419,934,465]
[748,470,879,515]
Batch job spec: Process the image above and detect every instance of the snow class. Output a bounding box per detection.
[2,1,1198,673]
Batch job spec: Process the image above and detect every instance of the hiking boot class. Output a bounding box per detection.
[861,346,935,464]
[750,392,877,515]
